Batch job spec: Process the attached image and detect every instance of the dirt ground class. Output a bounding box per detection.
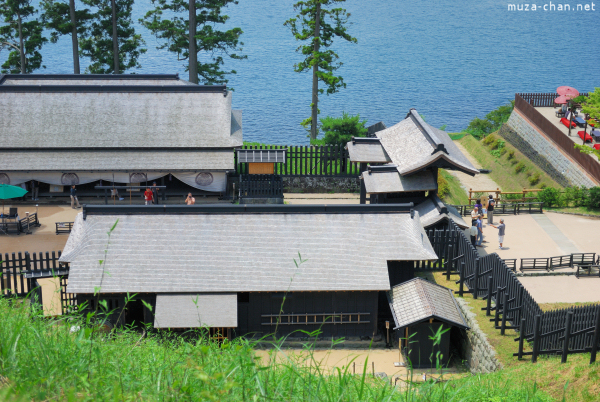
[253,347,462,378]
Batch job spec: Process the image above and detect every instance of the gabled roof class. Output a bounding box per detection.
[361,166,436,194]
[60,205,439,294]
[345,109,478,177]
[0,74,242,150]
[387,278,468,330]
[377,110,478,176]
[414,195,468,229]
[237,149,286,163]
[154,293,237,328]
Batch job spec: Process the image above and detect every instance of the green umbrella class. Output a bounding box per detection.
[0,184,28,215]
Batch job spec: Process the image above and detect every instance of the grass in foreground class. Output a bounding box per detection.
[458,134,562,192]
[0,296,555,401]
[424,272,600,402]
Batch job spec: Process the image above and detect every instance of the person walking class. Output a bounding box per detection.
[151,182,160,205]
[476,216,484,247]
[185,193,196,205]
[31,180,39,201]
[469,220,478,247]
[487,194,495,225]
[491,219,506,249]
[144,187,154,205]
[70,185,81,209]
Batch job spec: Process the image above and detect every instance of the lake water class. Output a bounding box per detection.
[9,0,600,144]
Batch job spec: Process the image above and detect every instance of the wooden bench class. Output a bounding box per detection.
[502,259,517,272]
[18,213,40,233]
[549,255,572,270]
[571,253,596,267]
[576,264,600,278]
[55,222,74,235]
[520,258,550,272]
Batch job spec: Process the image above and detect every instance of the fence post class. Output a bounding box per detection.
[591,306,600,364]
[501,291,509,335]
[494,287,502,328]
[473,258,480,299]
[25,251,31,293]
[518,318,526,359]
[445,244,453,281]
[532,315,541,363]
[486,275,493,316]
[458,262,465,297]
[561,311,573,364]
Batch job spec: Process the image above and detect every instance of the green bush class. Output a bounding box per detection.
[482,134,497,146]
[537,187,562,207]
[318,112,367,145]
[437,172,450,199]
[587,187,600,208]
[464,101,515,139]
[510,158,518,165]
[507,150,515,159]
[514,162,526,173]
[526,171,532,177]
[528,173,541,185]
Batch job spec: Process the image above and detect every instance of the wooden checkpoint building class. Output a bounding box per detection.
[347,108,479,205]
[0,74,242,195]
[58,203,440,339]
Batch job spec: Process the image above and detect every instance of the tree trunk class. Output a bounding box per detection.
[310,1,321,140]
[17,11,25,74]
[188,0,198,84]
[111,0,120,74]
[69,0,80,74]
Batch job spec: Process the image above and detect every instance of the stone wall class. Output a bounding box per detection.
[503,111,596,188]
[283,176,360,193]
[455,298,503,374]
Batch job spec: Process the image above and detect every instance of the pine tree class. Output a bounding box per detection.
[0,0,48,74]
[141,0,245,84]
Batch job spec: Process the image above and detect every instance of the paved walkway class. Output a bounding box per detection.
[518,276,600,303]
[530,214,580,254]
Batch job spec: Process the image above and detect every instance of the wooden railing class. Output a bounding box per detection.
[514,94,600,183]
[517,92,589,107]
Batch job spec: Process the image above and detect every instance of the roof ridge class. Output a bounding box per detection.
[407,109,444,151]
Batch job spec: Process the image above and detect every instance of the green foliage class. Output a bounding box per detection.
[141,0,245,85]
[437,172,449,199]
[482,134,497,146]
[79,0,146,73]
[489,139,506,158]
[463,101,515,139]
[528,172,541,186]
[588,187,600,208]
[507,150,515,159]
[574,143,600,161]
[514,162,525,173]
[318,112,366,145]
[0,0,48,73]
[582,87,600,122]
[0,295,556,401]
[284,0,357,139]
[40,0,92,43]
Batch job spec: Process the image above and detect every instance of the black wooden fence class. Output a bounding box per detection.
[239,174,284,199]
[429,220,600,364]
[516,92,589,108]
[452,202,543,217]
[235,145,361,177]
[0,251,74,314]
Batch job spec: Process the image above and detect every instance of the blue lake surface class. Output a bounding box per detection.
[7,0,600,144]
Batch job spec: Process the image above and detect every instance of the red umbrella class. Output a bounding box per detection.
[554,95,571,104]
[557,86,579,97]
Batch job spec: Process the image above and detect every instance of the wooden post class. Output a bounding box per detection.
[501,291,509,335]
[494,287,502,328]
[359,163,367,204]
[532,315,541,363]
[590,306,600,364]
[561,311,573,364]
[473,258,480,299]
[445,244,453,281]
[518,318,526,359]
[485,275,493,316]
[468,188,472,205]
[458,262,465,297]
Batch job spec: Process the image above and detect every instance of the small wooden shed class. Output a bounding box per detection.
[388,278,468,368]
[237,149,286,174]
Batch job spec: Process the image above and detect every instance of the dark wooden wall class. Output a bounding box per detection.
[387,261,416,287]
[237,291,379,338]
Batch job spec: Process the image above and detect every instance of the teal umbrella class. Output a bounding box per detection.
[0,184,28,215]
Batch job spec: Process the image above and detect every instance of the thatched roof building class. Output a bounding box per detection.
[0,74,242,192]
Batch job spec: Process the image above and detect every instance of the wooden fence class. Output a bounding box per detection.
[436,219,600,364]
[452,202,543,217]
[235,145,361,177]
[516,92,589,108]
[514,94,600,183]
[0,251,74,314]
[239,174,284,199]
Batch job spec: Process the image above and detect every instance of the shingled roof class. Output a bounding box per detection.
[413,195,468,229]
[361,168,437,194]
[0,74,242,149]
[346,109,478,177]
[60,205,439,294]
[387,278,468,330]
